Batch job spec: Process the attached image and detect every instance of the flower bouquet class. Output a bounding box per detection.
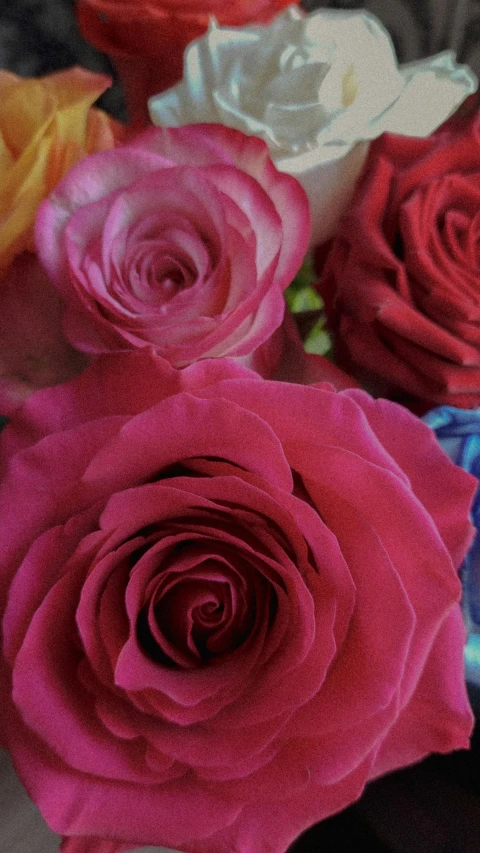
[1,3,480,853]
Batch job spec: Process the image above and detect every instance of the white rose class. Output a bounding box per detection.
[149,5,477,246]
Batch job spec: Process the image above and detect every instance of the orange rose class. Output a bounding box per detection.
[76,0,298,125]
[0,67,120,279]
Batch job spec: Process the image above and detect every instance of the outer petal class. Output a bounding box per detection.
[35,147,171,291]
[0,351,257,460]
[371,607,473,778]
[344,390,477,567]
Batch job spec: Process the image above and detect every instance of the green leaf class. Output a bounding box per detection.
[285,253,324,314]
[304,319,332,356]
[286,285,323,313]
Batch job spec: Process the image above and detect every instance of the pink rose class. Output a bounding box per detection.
[0,253,88,416]
[0,351,474,853]
[35,124,309,371]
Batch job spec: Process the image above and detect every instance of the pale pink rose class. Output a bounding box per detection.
[0,351,474,853]
[35,124,310,370]
[0,253,89,415]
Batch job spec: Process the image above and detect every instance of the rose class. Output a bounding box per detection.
[148,6,477,246]
[0,67,119,281]
[35,123,309,371]
[0,253,89,416]
[0,350,474,853]
[76,0,298,126]
[318,111,480,410]
[423,405,480,689]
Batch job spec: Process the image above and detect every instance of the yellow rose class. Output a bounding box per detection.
[0,66,119,278]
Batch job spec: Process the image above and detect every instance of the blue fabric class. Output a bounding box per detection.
[424,406,480,687]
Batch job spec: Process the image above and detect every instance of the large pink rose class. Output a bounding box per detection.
[35,124,309,370]
[0,352,474,853]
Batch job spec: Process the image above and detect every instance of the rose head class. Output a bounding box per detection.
[35,124,309,369]
[149,7,476,246]
[318,112,480,410]
[0,351,475,853]
[76,0,298,125]
[0,67,119,280]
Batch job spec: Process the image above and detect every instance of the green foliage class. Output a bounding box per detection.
[285,252,332,356]
[304,318,331,356]
[285,254,323,313]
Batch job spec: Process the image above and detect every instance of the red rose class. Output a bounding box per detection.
[318,112,480,410]
[0,352,474,853]
[76,0,298,125]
